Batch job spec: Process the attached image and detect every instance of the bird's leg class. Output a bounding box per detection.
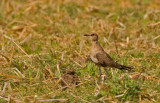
[104,68,108,79]
[98,66,102,78]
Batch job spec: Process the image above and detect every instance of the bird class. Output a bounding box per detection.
[84,33,133,79]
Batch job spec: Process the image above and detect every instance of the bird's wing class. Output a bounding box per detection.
[96,52,120,68]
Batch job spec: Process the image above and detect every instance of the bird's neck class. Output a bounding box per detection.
[91,41,103,51]
[91,41,99,46]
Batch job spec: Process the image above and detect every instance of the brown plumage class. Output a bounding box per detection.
[84,33,133,78]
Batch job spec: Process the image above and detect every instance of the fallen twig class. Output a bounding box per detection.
[3,35,31,59]
[39,98,67,102]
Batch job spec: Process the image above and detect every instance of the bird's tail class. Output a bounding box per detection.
[118,65,133,71]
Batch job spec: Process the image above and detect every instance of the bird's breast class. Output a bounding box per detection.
[90,55,98,63]
[90,44,101,64]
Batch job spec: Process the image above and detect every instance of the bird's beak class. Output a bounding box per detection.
[84,34,90,36]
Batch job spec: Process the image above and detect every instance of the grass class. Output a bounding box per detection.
[0,0,160,102]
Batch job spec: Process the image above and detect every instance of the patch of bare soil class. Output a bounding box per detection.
[61,68,80,87]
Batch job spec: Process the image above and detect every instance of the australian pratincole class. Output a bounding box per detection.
[84,33,133,79]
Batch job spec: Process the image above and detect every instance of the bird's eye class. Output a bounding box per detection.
[91,34,95,36]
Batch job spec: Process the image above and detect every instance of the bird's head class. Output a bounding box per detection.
[84,33,98,41]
